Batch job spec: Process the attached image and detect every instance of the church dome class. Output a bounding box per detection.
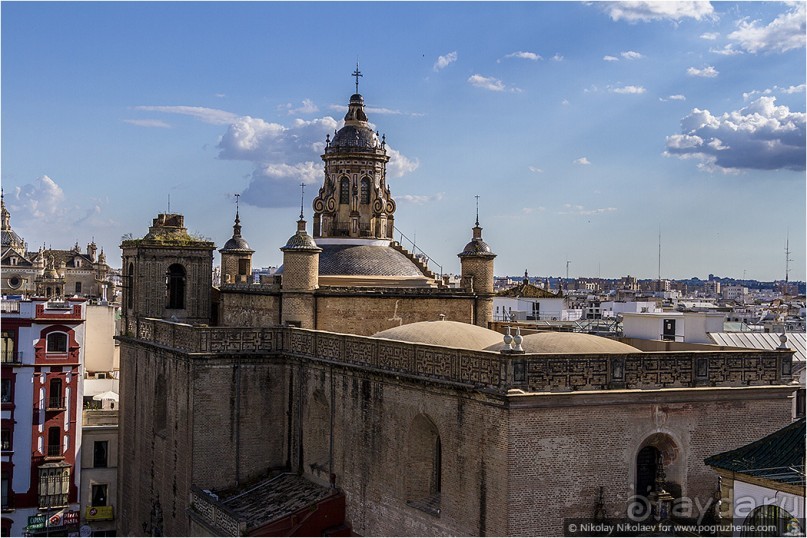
[331,124,379,150]
[373,320,504,351]
[222,235,252,251]
[485,332,641,354]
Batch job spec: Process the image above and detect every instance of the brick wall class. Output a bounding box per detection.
[505,392,793,535]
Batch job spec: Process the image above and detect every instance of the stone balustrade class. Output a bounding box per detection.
[122,318,793,394]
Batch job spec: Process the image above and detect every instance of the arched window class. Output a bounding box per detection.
[46,333,68,353]
[48,378,63,409]
[166,264,186,310]
[127,262,134,309]
[742,505,796,537]
[405,414,442,515]
[360,177,371,205]
[339,177,350,205]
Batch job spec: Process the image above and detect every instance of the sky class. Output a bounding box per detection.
[2,1,805,282]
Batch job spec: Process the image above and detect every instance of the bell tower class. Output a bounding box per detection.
[219,196,254,285]
[312,67,396,240]
[121,213,216,329]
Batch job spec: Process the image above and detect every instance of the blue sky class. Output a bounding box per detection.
[2,1,805,282]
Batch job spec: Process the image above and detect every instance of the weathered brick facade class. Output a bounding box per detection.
[117,321,795,536]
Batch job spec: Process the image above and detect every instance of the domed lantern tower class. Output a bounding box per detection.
[312,66,395,240]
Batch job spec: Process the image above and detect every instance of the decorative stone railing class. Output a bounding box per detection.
[121,318,794,394]
[189,486,245,536]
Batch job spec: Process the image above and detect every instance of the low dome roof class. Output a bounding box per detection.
[221,236,252,252]
[486,332,640,354]
[373,320,503,351]
[319,244,426,277]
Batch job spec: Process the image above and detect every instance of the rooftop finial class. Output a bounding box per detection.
[474,195,480,227]
[299,182,305,220]
[352,62,363,94]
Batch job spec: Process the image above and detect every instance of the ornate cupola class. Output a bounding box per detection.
[312,66,395,240]
[280,198,321,328]
[219,196,255,285]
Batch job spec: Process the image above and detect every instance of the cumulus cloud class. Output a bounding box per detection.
[573,157,591,165]
[700,32,720,40]
[123,119,171,128]
[600,1,714,22]
[664,96,806,172]
[687,66,719,78]
[551,54,564,61]
[728,3,806,53]
[7,176,117,245]
[710,45,743,56]
[434,51,458,71]
[12,176,66,220]
[133,105,238,125]
[603,55,620,62]
[660,94,687,102]
[612,85,647,94]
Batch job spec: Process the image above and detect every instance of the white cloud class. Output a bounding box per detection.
[398,192,444,205]
[660,94,687,102]
[467,74,521,93]
[621,50,644,60]
[434,51,458,71]
[728,3,806,54]
[744,84,807,101]
[281,99,319,115]
[468,74,506,92]
[710,45,743,56]
[573,157,591,165]
[13,176,65,220]
[612,85,646,94]
[664,96,806,172]
[503,51,542,61]
[133,105,238,125]
[601,1,714,22]
[528,166,544,174]
[603,55,620,62]
[687,66,719,78]
[123,119,171,128]
[385,146,420,178]
[551,54,565,62]
[700,32,720,40]
[8,176,117,243]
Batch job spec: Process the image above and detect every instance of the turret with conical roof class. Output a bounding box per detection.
[280,213,321,328]
[458,205,496,328]
[219,200,255,285]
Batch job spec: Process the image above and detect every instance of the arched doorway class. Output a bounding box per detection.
[636,445,659,498]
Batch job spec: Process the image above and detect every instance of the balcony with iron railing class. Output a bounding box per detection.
[45,444,64,459]
[45,397,68,411]
[1,351,22,364]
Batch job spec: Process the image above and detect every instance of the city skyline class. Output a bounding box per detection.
[2,1,804,282]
